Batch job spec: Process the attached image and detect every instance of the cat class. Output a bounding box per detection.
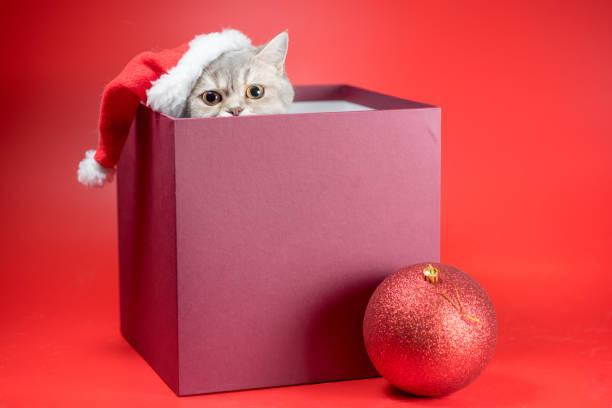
[185,31,294,118]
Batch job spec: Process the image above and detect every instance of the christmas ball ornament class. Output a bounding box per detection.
[363,262,497,397]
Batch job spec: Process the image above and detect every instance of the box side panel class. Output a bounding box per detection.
[175,107,440,395]
[293,84,347,101]
[117,106,179,393]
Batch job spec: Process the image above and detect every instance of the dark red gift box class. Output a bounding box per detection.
[117,84,440,395]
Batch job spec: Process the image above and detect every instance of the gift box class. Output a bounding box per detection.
[117,84,440,396]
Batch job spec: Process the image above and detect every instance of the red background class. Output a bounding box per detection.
[1,0,610,406]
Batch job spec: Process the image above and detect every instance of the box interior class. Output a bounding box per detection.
[288,100,373,113]
[290,84,433,111]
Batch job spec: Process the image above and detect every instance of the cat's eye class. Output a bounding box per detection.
[203,91,222,106]
[246,85,264,99]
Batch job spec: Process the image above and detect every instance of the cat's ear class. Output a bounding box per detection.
[256,31,289,71]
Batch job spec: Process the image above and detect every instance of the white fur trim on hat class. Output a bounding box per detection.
[77,150,116,187]
[146,29,253,117]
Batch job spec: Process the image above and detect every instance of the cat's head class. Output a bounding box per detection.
[186,31,294,118]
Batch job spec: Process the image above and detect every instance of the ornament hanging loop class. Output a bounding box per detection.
[423,264,480,323]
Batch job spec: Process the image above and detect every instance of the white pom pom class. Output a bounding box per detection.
[77,150,116,187]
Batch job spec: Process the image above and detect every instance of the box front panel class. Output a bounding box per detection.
[174,107,440,395]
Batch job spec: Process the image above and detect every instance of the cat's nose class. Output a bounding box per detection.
[228,106,243,116]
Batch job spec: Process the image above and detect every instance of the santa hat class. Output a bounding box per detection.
[77,29,252,187]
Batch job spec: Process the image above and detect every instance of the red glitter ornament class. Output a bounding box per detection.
[363,262,497,397]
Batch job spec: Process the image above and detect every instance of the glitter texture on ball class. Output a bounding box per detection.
[363,262,497,397]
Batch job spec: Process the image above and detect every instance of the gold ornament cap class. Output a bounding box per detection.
[423,264,439,283]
